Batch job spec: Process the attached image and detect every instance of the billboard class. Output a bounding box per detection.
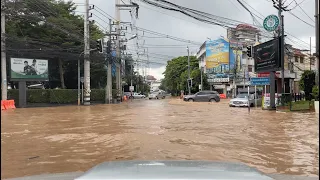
[10,58,48,81]
[205,38,236,82]
[253,38,280,72]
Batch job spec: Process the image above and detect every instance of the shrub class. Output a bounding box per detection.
[91,89,105,101]
[8,89,19,104]
[27,89,50,103]
[7,89,108,104]
[312,85,319,101]
[49,89,78,103]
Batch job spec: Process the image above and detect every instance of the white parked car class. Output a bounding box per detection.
[148,91,166,99]
[132,92,146,99]
[229,93,262,107]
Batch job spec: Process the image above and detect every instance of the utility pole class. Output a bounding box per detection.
[315,0,319,86]
[1,0,7,100]
[187,46,191,95]
[106,19,113,104]
[83,0,90,106]
[278,0,285,96]
[115,0,121,98]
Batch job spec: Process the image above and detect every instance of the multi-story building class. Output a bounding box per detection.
[286,45,316,94]
[196,24,261,96]
[197,24,315,96]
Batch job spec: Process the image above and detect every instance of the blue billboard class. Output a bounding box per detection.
[205,38,238,80]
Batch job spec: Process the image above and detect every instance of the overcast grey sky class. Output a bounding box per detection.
[74,0,316,79]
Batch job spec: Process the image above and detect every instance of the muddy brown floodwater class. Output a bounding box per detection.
[1,99,319,179]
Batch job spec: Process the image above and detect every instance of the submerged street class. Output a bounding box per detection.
[1,98,319,179]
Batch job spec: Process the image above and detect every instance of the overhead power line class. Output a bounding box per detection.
[292,0,315,22]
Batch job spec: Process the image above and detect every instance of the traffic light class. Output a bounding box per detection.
[96,39,103,53]
[106,40,111,54]
[247,46,252,58]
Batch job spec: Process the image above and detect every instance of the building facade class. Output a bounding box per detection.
[196,24,261,96]
[197,24,315,96]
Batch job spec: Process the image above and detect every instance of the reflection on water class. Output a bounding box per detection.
[1,99,319,179]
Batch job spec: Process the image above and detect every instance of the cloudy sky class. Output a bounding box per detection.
[74,0,316,80]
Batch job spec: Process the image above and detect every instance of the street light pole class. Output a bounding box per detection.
[187,46,191,95]
[315,0,319,86]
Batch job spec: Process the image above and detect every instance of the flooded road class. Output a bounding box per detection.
[1,99,319,179]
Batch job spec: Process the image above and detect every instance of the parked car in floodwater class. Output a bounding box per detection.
[183,91,220,102]
[149,91,166,99]
[229,93,262,107]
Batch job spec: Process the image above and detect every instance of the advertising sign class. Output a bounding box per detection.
[10,58,48,81]
[250,77,270,86]
[205,38,234,80]
[207,78,230,83]
[262,93,279,109]
[205,38,238,83]
[257,72,280,78]
[253,38,280,73]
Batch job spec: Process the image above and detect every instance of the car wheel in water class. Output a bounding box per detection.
[188,99,194,102]
[209,98,217,102]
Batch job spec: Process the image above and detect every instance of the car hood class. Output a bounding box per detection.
[5,160,318,180]
[230,98,248,102]
[75,160,273,180]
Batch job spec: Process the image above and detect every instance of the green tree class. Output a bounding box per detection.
[299,70,316,100]
[6,0,106,89]
[161,56,209,95]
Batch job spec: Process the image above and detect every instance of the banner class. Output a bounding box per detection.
[262,93,279,109]
[10,58,48,80]
[205,38,235,80]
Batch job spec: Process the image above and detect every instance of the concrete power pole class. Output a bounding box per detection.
[106,19,113,104]
[315,0,319,86]
[278,0,285,96]
[187,46,191,95]
[115,0,121,97]
[83,0,91,105]
[1,0,7,100]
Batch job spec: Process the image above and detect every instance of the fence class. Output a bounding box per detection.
[277,93,314,111]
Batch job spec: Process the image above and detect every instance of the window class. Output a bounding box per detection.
[248,65,253,72]
[295,56,299,62]
[210,91,219,94]
[300,57,304,63]
[197,92,206,95]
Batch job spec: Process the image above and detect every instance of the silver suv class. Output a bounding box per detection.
[183,91,220,102]
[149,91,166,99]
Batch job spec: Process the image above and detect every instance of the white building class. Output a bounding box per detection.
[150,80,161,92]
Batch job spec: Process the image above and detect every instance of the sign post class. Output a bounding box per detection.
[129,85,134,92]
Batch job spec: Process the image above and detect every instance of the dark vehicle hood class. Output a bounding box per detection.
[5,160,318,180]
